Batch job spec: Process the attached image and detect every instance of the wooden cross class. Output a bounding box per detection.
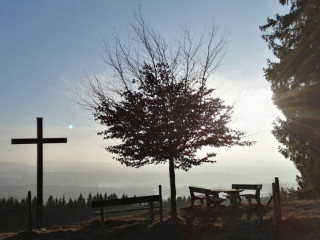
[11,118,67,229]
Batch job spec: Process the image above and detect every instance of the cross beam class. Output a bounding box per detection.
[12,138,67,144]
[11,118,67,229]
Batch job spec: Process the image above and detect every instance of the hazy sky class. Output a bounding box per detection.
[0,1,298,182]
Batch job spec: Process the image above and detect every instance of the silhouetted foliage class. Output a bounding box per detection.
[279,0,292,5]
[260,0,320,197]
[77,13,254,220]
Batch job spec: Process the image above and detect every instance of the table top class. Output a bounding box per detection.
[210,189,244,193]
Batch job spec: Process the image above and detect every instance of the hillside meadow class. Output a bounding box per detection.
[1,199,320,240]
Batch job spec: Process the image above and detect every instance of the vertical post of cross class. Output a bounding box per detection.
[37,118,43,229]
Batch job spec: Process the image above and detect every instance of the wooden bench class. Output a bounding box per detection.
[231,184,262,205]
[189,186,226,210]
[91,185,163,224]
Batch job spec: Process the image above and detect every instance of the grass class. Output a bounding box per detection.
[2,200,320,240]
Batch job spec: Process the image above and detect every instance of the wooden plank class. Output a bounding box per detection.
[189,186,211,194]
[232,184,262,190]
[12,138,67,144]
[12,139,38,144]
[92,206,160,215]
[42,138,67,143]
[92,195,161,208]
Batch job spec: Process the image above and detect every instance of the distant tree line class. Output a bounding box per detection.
[0,193,190,233]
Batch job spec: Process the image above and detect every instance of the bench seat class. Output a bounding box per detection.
[209,197,226,205]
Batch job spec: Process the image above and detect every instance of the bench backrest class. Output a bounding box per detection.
[189,186,211,195]
[92,195,161,208]
[92,185,162,209]
[232,184,262,196]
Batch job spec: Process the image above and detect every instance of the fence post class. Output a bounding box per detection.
[159,185,163,223]
[100,205,105,224]
[272,183,278,228]
[275,177,282,219]
[272,177,281,233]
[28,191,32,232]
[149,201,154,222]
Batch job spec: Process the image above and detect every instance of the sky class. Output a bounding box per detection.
[0,1,299,185]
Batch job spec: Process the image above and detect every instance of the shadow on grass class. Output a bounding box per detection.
[4,206,277,240]
[279,216,320,239]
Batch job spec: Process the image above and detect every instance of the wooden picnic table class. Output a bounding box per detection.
[210,189,244,207]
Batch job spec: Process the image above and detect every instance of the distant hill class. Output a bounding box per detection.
[0,161,296,200]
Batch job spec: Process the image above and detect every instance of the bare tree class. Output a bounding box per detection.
[76,13,254,220]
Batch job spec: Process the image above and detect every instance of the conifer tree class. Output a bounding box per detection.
[261,0,320,196]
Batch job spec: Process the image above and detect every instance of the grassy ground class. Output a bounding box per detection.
[1,200,320,240]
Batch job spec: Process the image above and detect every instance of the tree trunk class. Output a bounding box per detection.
[169,157,177,220]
